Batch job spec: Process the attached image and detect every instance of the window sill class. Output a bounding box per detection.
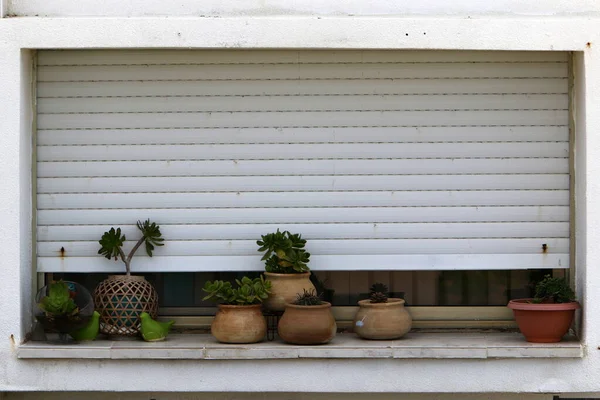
[17,331,583,360]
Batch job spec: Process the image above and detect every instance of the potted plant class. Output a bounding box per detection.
[353,283,412,340]
[277,289,336,345]
[203,275,272,343]
[257,229,316,311]
[356,283,404,304]
[508,274,580,343]
[93,219,163,337]
[34,280,95,342]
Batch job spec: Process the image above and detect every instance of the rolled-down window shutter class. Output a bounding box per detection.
[35,50,570,273]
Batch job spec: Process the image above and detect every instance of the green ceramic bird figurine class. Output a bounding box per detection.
[140,312,175,342]
[69,310,100,341]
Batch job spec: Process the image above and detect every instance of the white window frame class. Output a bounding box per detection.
[28,50,582,330]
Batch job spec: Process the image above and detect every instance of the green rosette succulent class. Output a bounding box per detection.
[202,275,272,305]
[39,280,79,316]
[257,230,310,273]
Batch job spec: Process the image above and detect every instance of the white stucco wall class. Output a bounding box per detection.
[6,0,600,17]
[1,5,600,398]
[0,393,563,400]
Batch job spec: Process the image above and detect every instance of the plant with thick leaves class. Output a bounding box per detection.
[533,274,576,304]
[257,230,310,273]
[369,283,389,303]
[39,280,79,317]
[293,289,323,306]
[98,219,164,276]
[202,275,272,305]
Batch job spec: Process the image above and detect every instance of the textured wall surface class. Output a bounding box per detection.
[6,0,600,17]
[0,3,600,398]
[2,393,560,400]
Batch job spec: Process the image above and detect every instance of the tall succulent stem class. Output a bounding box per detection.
[124,237,146,276]
[117,248,129,276]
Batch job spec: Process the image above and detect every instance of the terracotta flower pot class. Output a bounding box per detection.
[508,299,580,343]
[353,298,412,340]
[263,272,316,312]
[278,302,336,344]
[211,304,267,344]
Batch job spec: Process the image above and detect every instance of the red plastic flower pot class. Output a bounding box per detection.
[508,299,580,343]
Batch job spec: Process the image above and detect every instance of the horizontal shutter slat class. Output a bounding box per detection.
[37,127,569,146]
[36,143,569,162]
[37,159,570,178]
[38,238,569,257]
[38,94,568,114]
[37,63,568,82]
[37,207,569,225]
[37,254,569,273]
[37,174,569,193]
[38,222,569,241]
[37,191,570,209]
[37,79,568,98]
[37,50,569,66]
[37,110,568,129]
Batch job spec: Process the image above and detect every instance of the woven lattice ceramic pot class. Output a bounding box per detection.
[93,275,158,337]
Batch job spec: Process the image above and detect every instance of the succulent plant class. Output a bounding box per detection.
[202,275,272,305]
[98,219,164,276]
[369,283,389,303]
[38,280,79,317]
[293,289,323,306]
[257,230,310,273]
[533,274,576,304]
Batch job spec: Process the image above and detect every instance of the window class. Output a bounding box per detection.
[36,49,571,326]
